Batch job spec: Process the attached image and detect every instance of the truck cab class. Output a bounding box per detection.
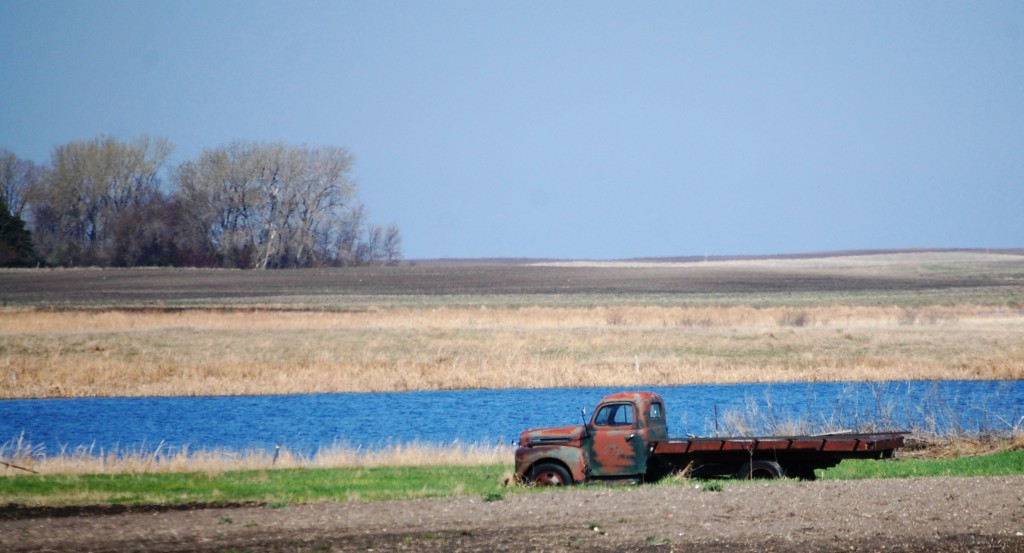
[515,391,667,485]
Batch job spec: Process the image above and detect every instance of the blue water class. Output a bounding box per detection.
[1,381,1021,457]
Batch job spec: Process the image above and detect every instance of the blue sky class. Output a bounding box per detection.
[2,1,1022,259]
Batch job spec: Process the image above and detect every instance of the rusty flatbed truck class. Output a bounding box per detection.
[515,391,906,485]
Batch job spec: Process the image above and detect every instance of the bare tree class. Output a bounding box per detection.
[361,224,385,264]
[0,148,41,219]
[22,137,397,268]
[176,141,260,267]
[252,145,355,268]
[29,136,173,265]
[381,223,403,265]
[333,202,366,266]
[288,146,355,267]
[174,142,358,268]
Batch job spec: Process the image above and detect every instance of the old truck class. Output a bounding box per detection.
[515,391,906,485]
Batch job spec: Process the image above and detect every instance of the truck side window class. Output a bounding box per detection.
[594,403,634,427]
[649,402,663,420]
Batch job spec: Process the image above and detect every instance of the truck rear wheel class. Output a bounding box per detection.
[527,462,573,486]
[737,460,785,480]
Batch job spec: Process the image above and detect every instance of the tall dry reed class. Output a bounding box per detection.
[1,304,1022,398]
[0,433,512,476]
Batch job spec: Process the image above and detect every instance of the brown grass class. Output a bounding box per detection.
[900,433,1024,459]
[0,433,513,475]
[1,303,1022,398]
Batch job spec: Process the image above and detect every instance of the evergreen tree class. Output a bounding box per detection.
[0,195,37,267]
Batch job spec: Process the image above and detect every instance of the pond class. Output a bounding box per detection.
[1,381,1021,457]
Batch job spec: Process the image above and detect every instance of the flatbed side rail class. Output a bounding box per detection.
[652,432,907,455]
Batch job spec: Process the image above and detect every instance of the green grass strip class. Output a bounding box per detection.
[0,464,511,507]
[2,450,1022,508]
[818,449,1024,480]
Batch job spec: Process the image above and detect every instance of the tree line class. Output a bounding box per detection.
[0,136,401,268]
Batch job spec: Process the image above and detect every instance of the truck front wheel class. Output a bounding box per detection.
[737,460,785,479]
[527,462,573,486]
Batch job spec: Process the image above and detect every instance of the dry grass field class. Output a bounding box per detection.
[0,431,513,475]
[1,250,1022,399]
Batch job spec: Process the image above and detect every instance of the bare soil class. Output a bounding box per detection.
[3,252,1022,307]
[4,476,1023,552]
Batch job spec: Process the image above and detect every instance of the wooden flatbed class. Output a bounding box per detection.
[653,432,907,455]
[650,432,907,479]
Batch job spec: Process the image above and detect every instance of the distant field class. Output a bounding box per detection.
[1,250,1022,398]
[2,250,1023,308]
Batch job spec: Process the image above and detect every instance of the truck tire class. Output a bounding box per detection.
[527,462,573,486]
[737,460,785,480]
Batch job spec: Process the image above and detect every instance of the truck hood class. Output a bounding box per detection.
[519,425,585,447]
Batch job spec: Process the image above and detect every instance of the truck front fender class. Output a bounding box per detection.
[514,445,587,484]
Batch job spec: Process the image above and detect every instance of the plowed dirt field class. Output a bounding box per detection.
[4,476,1023,552]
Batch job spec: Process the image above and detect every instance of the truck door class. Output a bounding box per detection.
[587,402,645,478]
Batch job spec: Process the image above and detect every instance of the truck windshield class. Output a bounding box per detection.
[594,403,634,426]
